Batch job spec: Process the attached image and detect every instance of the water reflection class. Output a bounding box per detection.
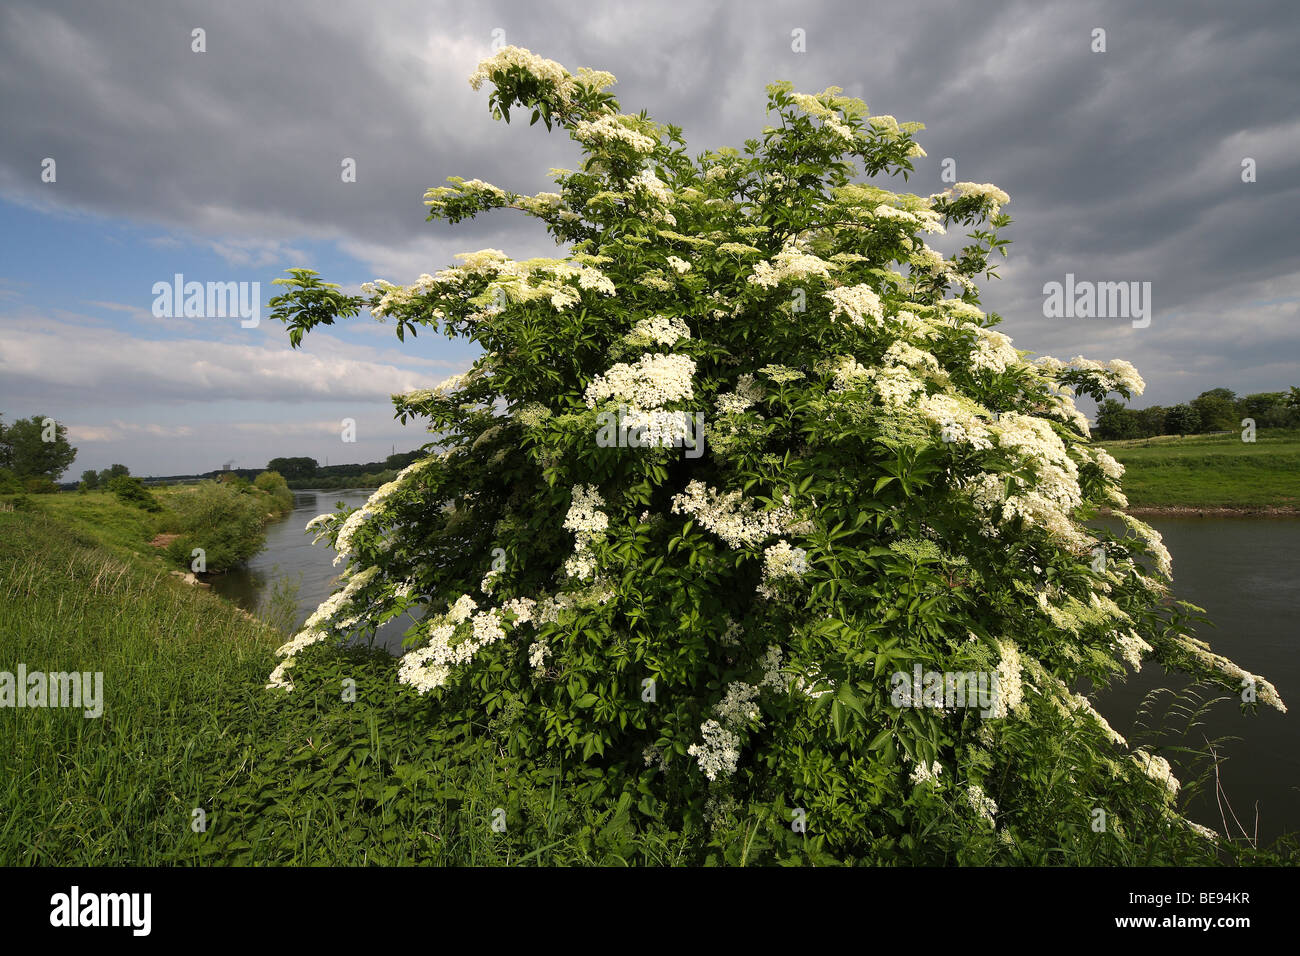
[208,489,419,653]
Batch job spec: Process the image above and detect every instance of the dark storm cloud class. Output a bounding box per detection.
[1,0,1297,407]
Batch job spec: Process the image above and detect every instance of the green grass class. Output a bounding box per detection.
[0,509,279,863]
[0,509,691,864]
[1099,429,1300,509]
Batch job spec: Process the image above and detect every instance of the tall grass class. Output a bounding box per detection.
[0,511,278,863]
[0,510,690,864]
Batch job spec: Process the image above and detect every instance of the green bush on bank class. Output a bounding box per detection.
[162,480,270,572]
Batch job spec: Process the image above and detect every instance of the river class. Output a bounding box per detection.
[212,491,1300,841]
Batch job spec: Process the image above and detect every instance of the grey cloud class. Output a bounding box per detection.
[1,0,1297,415]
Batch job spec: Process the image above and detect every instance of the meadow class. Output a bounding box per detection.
[0,507,692,864]
[1099,429,1300,511]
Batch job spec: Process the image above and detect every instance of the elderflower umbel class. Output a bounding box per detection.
[688,719,741,781]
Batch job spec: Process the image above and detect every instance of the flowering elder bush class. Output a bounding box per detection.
[267,47,1285,863]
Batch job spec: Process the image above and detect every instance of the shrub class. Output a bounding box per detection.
[22,476,58,495]
[265,48,1286,863]
[254,470,295,515]
[166,480,268,572]
[107,474,161,511]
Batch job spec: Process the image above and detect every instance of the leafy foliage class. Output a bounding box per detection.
[265,48,1288,863]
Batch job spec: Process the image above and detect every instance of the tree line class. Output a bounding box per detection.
[266,450,425,487]
[1094,387,1300,440]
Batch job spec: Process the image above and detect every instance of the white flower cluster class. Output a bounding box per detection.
[866,365,926,405]
[671,480,798,549]
[966,325,1021,374]
[884,341,943,377]
[951,182,1011,216]
[392,579,611,696]
[985,413,1093,550]
[789,92,857,142]
[986,639,1024,718]
[873,203,946,234]
[1132,749,1180,799]
[397,602,507,696]
[621,407,699,448]
[909,759,943,787]
[920,394,995,450]
[626,314,690,348]
[513,402,552,428]
[829,355,870,391]
[965,784,998,825]
[715,373,764,415]
[630,170,674,211]
[748,242,835,289]
[367,249,618,320]
[573,115,658,154]
[562,483,609,580]
[1117,513,1173,578]
[823,283,884,326]
[1175,634,1287,713]
[665,255,691,274]
[759,645,789,691]
[687,718,741,782]
[584,352,696,409]
[1093,449,1125,480]
[470,45,575,98]
[715,681,761,726]
[1039,355,1146,397]
[758,364,806,384]
[1114,629,1153,671]
[758,540,809,598]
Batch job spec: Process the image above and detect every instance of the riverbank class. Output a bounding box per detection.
[15,477,295,573]
[1098,428,1300,512]
[0,506,585,864]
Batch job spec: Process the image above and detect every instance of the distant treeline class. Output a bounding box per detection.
[1095,387,1300,440]
[267,450,426,489]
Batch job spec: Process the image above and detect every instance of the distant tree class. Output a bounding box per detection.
[1190,388,1238,432]
[5,415,77,480]
[98,463,130,485]
[0,416,10,470]
[1093,399,1137,440]
[1164,404,1201,434]
[79,469,101,491]
[385,450,422,470]
[267,456,318,479]
[1240,391,1285,419]
[1132,405,1167,438]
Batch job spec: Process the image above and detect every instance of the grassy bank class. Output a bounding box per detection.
[1099,429,1300,512]
[0,508,684,864]
[17,477,293,571]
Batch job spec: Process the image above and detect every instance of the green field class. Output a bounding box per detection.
[0,506,686,864]
[1100,429,1300,510]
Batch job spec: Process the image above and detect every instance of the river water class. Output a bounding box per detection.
[213,491,1300,841]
